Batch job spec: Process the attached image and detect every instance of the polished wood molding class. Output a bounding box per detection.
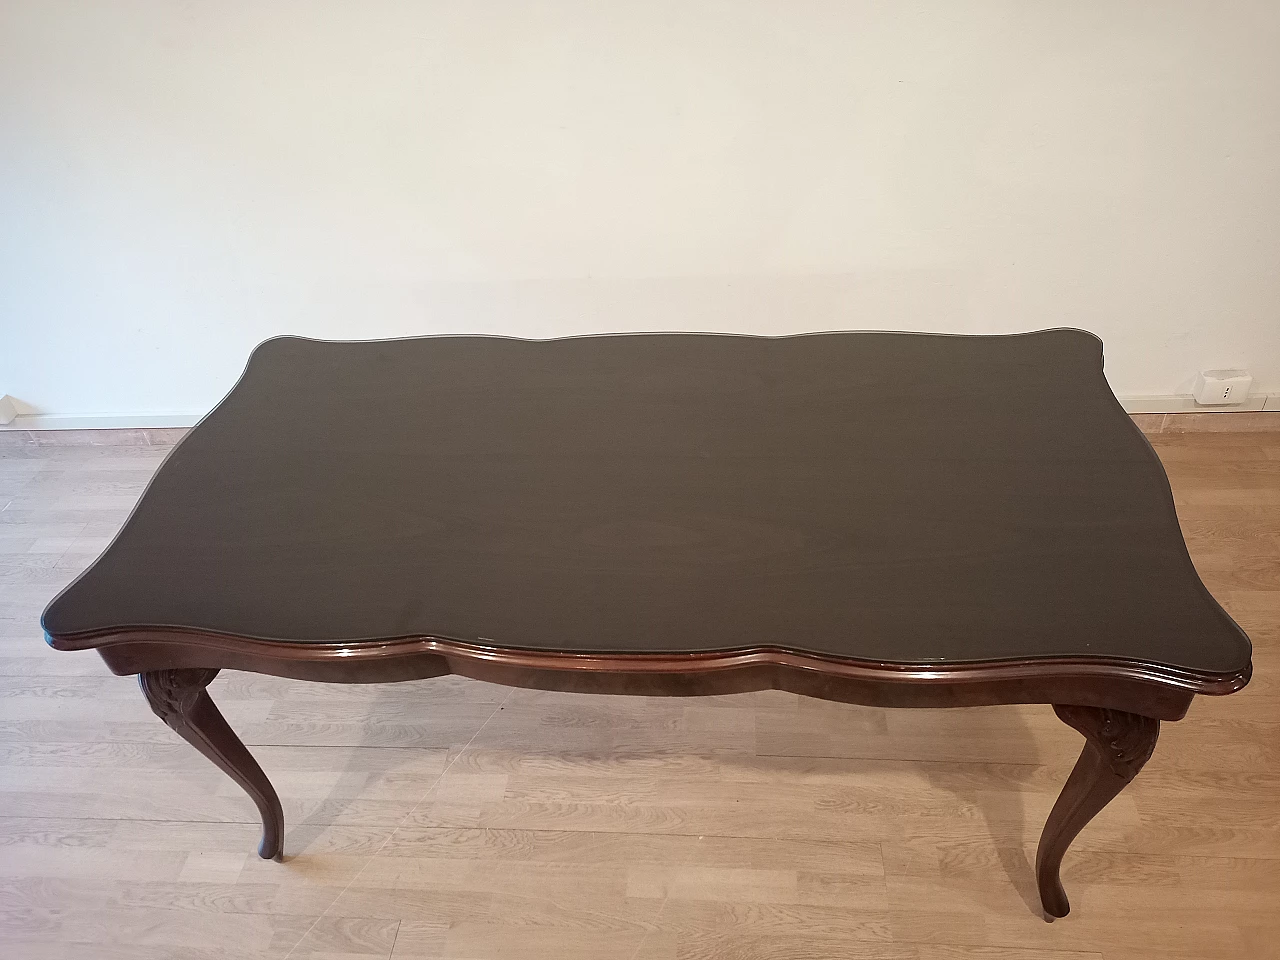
[1035,705,1161,918]
[1054,704,1162,778]
[137,666,221,726]
[47,625,1249,720]
[138,667,284,860]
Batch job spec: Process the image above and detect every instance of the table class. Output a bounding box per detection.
[42,330,1252,919]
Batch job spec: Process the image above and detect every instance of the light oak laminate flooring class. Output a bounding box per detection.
[0,424,1277,960]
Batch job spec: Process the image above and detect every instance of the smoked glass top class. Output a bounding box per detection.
[43,331,1251,677]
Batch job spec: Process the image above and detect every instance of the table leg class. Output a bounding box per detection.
[139,668,284,860]
[1035,704,1159,918]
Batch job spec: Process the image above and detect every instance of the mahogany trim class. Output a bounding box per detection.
[47,625,1248,721]
[1036,705,1161,917]
[45,625,1250,693]
[138,667,284,860]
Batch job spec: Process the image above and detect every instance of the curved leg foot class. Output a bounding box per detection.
[140,668,285,860]
[1035,705,1158,918]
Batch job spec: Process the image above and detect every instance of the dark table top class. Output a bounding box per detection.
[43,330,1250,678]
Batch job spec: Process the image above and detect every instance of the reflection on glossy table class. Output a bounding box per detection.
[43,330,1252,919]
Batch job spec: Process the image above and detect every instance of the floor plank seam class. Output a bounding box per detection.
[279,686,518,960]
[626,888,670,960]
[386,918,401,960]
[753,752,1048,766]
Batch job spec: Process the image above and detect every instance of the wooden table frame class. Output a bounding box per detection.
[47,624,1249,919]
[39,330,1254,922]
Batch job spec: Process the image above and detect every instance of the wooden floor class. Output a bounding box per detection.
[1,422,1278,960]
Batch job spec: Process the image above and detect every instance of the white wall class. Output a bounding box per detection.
[2,0,1278,418]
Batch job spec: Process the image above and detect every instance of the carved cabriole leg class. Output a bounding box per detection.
[1035,704,1159,918]
[139,668,284,860]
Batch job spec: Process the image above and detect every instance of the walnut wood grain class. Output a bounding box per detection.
[138,668,284,860]
[1036,705,1161,917]
[53,626,1217,717]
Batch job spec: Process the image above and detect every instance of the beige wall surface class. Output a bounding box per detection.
[2,1,1278,417]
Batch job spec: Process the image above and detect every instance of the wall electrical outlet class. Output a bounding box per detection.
[1192,370,1252,406]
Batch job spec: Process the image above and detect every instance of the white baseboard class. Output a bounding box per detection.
[0,412,202,431]
[1119,394,1278,414]
[2,397,1276,431]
